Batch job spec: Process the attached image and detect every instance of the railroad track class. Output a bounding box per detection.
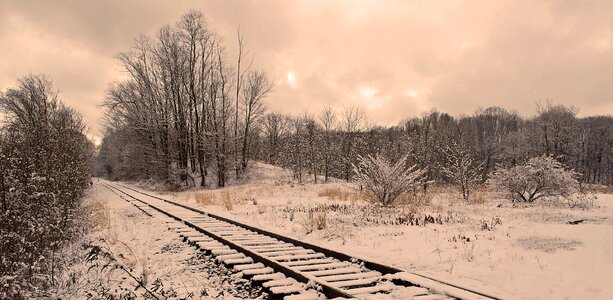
[102,182,499,300]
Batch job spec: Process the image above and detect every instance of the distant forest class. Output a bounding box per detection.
[95,11,613,188]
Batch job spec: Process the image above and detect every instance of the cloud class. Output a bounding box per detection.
[0,0,611,138]
[426,1,613,117]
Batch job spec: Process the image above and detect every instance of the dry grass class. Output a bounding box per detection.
[469,188,488,205]
[357,191,378,204]
[178,193,192,202]
[237,196,256,205]
[318,187,350,201]
[314,212,327,230]
[427,185,449,194]
[90,197,111,230]
[319,186,375,204]
[193,190,234,210]
[319,185,436,206]
[194,191,215,205]
[86,194,119,243]
[299,210,327,234]
[395,190,432,206]
[405,203,420,214]
[317,186,337,198]
[221,191,233,211]
[430,202,445,214]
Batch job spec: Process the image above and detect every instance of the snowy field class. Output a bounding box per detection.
[121,162,613,300]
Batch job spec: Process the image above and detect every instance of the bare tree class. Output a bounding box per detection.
[240,70,272,171]
[233,28,253,178]
[288,117,307,183]
[212,42,233,187]
[576,116,613,185]
[100,10,275,188]
[340,105,363,181]
[178,10,210,186]
[441,141,483,200]
[470,107,522,181]
[262,113,289,164]
[534,101,579,163]
[319,106,336,182]
[303,113,320,182]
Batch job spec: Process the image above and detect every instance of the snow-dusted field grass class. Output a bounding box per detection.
[131,162,613,300]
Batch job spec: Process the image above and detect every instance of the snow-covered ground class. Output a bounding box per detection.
[55,183,268,299]
[126,162,613,300]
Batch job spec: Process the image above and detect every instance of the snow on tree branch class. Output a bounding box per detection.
[352,154,429,206]
[487,155,578,203]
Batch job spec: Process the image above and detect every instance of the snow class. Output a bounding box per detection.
[386,272,491,300]
[124,161,613,300]
[54,182,268,299]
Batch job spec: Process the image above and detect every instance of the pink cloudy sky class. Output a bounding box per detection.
[1,0,612,139]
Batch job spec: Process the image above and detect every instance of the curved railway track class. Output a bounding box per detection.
[102,182,500,300]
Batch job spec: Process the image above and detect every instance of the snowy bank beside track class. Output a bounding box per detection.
[123,163,613,300]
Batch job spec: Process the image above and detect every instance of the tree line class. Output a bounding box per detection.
[97,10,271,189]
[255,104,612,187]
[96,10,613,189]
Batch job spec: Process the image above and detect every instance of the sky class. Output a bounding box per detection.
[1,0,612,140]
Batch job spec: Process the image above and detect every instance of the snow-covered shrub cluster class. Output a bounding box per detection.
[487,155,578,203]
[352,154,429,206]
[545,192,598,210]
[0,75,92,299]
[564,192,598,209]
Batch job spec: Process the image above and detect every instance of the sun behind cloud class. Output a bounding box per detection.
[286,71,297,88]
[356,85,389,110]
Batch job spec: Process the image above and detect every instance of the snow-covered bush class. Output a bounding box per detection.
[441,141,483,200]
[352,154,428,206]
[555,192,597,210]
[487,155,578,203]
[0,75,92,298]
